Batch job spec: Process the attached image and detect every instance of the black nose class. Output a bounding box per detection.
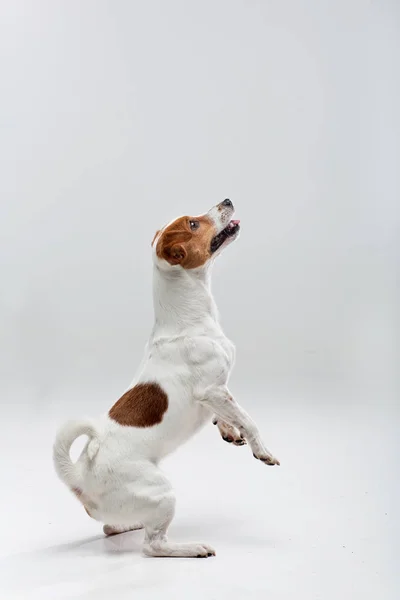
[222,198,233,207]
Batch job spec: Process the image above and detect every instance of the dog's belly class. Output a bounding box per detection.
[156,400,211,456]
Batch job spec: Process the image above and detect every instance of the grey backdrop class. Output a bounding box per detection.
[1,0,398,409]
[0,2,399,599]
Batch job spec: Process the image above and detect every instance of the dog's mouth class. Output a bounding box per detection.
[210,220,240,253]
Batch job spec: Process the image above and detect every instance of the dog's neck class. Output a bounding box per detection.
[152,263,220,334]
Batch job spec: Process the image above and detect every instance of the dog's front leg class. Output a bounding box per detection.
[212,416,247,446]
[200,386,280,466]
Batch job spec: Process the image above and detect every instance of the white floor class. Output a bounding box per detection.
[1,392,398,600]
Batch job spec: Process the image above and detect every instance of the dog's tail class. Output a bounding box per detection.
[53,420,100,489]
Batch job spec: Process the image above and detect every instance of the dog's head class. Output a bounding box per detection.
[152,199,240,270]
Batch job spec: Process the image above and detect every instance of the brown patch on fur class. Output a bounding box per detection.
[109,382,168,427]
[156,216,216,268]
[84,506,93,518]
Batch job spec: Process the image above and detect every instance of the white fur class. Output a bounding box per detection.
[53,201,279,558]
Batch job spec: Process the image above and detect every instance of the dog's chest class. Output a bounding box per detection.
[183,334,235,386]
[146,330,235,392]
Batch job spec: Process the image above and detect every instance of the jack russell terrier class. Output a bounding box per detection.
[53,199,280,558]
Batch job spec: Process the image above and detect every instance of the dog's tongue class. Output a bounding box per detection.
[227,219,240,229]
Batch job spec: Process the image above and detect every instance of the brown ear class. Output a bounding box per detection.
[151,230,160,246]
[164,243,187,265]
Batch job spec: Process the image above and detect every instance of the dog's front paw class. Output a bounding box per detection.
[253,452,280,466]
[213,419,246,446]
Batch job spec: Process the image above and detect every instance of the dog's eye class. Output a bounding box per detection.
[189,220,200,231]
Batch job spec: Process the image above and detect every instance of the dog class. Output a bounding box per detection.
[53,198,280,558]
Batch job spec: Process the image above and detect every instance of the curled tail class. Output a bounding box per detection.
[53,420,99,489]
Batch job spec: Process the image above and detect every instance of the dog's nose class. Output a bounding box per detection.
[221,199,233,208]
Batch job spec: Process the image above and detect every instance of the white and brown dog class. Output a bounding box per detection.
[53,199,280,558]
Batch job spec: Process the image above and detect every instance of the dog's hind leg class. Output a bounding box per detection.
[128,465,215,558]
[97,462,215,557]
[142,491,215,558]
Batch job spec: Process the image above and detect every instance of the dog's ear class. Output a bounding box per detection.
[151,230,160,247]
[157,229,191,265]
[163,243,187,265]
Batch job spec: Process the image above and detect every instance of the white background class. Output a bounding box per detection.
[1,1,399,599]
